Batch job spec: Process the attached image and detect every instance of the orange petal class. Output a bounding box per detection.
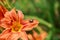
[17,10,24,24]
[0,23,11,28]
[20,31,28,40]
[33,30,39,38]
[0,5,8,20]
[33,31,47,40]
[28,34,34,40]
[0,29,11,39]
[33,30,42,40]
[0,16,12,28]
[7,31,28,40]
[4,12,11,21]
[18,10,24,20]
[7,32,21,40]
[9,8,18,21]
[22,19,39,31]
[39,32,47,40]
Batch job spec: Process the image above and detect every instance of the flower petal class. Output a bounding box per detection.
[18,10,24,22]
[19,31,28,40]
[9,8,18,21]
[33,31,47,40]
[28,34,34,40]
[33,30,39,38]
[0,23,11,28]
[0,29,11,39]
[7,32,21,40]
[22,19,39,31]
[0,17,12,28]
[33,30,41,40]
[0,5,7,20]
[39,32,47,40]
[4,12,11,21]
[0,12,12,28]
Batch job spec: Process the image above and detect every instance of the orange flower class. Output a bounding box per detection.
[0,8,39,40]
[33,31,47,40]
[28,31,47,40]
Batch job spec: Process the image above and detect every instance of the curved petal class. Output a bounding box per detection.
[19,31,28,40]
[0,29,11,39]
[0,29,11,35]
[7,32,21,40]
[39,32,47,40]
[18,10,24,22]
[0,5,7,20]
[33,31,47,40]
[4,12,11,21]
[10,9,18,21]
[33,30,38,38]
[0,23,11,28]
[28,34,34,40]
[0,5,8,14]
[33,30,41,40]
[22,19,39,31]
[0,16,12,28]
[4,8,18,22]
[0,12,12,28]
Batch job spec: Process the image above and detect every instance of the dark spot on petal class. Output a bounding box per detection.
[16,10,18,13]
[29,19,34,23]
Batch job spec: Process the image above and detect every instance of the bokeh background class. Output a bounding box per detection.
[0,0,60,40]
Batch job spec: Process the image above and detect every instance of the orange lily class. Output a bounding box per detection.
[0,8,39,40]
[33,31,47,40]
[28,30,47,40]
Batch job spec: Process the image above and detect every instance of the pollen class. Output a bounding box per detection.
[12,21,22,32]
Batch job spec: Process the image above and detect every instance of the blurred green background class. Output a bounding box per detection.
[0,0,60,40]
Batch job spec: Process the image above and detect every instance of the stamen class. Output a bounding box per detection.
[12,21,22,32]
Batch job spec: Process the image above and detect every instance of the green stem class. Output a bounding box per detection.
[46,0,56,40]
[5,0,12,9]
[0,0,12,10]
[0,1,4,6]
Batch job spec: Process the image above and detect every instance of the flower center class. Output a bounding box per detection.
[12,21,22,32]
